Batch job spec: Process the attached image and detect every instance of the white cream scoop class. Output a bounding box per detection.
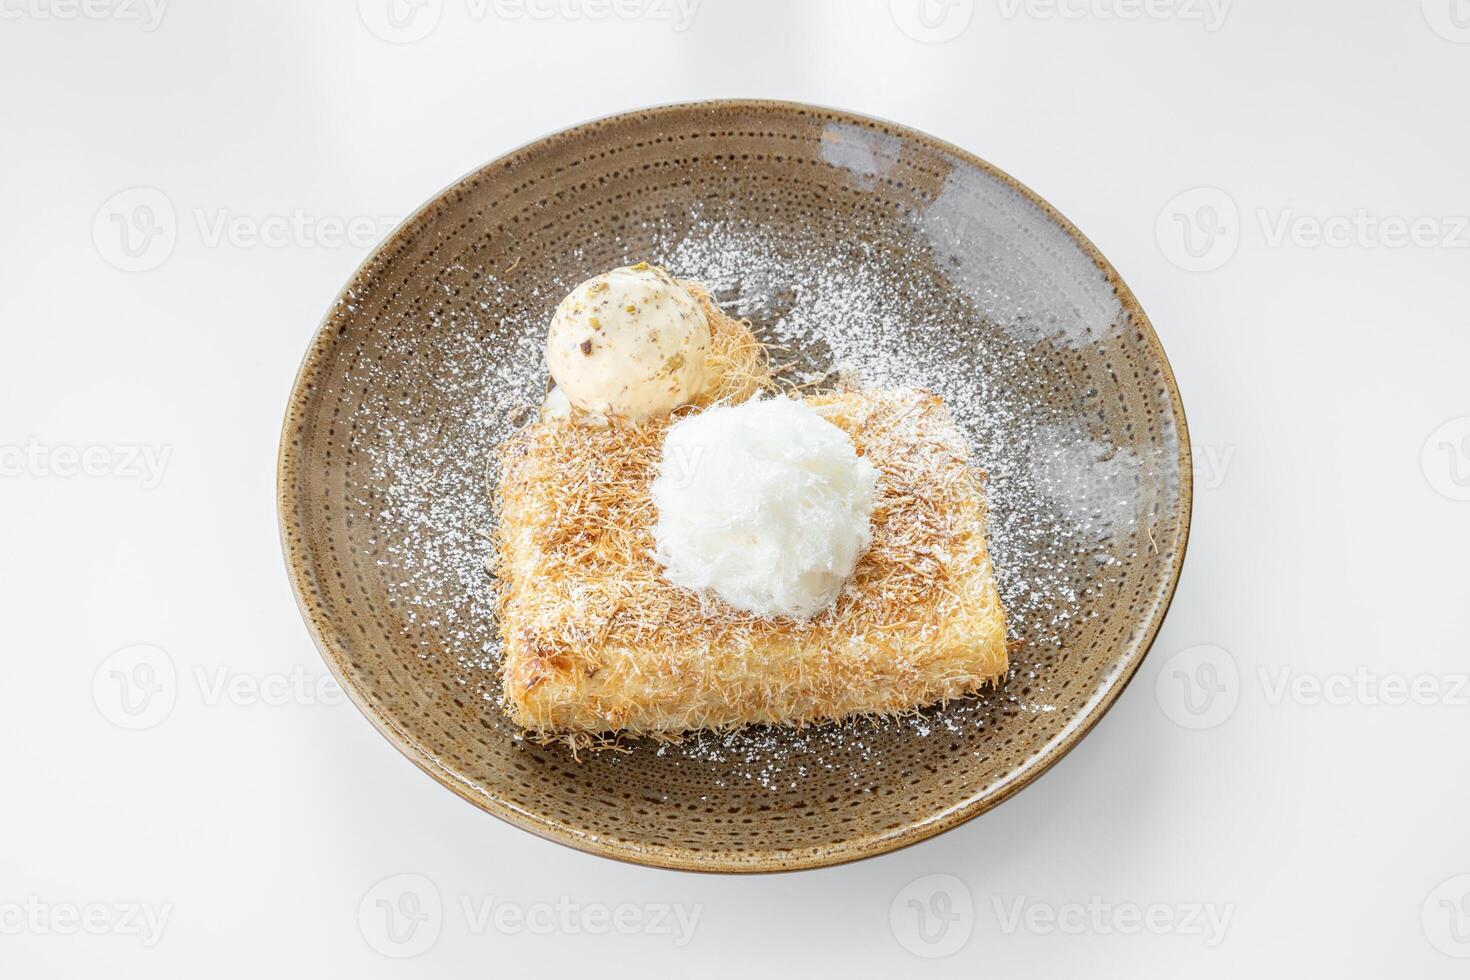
[651,396,878,620]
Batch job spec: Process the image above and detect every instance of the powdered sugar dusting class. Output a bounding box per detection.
[351,206,1145,790]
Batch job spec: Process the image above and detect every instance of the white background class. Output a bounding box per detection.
[2,0,1467,975]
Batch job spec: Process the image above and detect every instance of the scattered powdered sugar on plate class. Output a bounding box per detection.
[353,208,1143,790]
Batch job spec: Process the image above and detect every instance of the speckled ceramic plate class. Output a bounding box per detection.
[278,100,1191,872]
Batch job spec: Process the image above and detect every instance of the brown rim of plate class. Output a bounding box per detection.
[276,98,1193,873]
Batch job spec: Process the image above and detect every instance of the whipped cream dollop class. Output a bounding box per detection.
[651,396,878,619]
[545,263,711,420]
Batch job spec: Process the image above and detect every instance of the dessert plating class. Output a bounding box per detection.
[491,266,1009,744]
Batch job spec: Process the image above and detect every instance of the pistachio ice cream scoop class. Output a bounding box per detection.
[545,263,711,419]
